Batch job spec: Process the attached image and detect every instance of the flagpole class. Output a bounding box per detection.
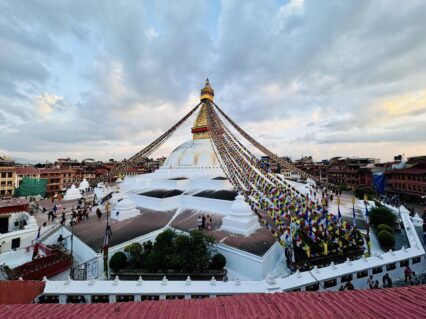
[104,201,110,280]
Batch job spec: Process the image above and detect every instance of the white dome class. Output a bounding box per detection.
[162,139,219,169]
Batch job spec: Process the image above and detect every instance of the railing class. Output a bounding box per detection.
[11,247,73,280]
[31,223,62,245]
[70,256,99,280]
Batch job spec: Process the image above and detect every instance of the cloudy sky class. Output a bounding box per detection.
[1,0,425,163]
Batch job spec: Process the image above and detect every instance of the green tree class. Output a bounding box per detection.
[109,251,127,272]
[377,230,395,250]
[211,253,226,270]
[377,224,394,233]
[124,242,142,261]
[369,207,397,227]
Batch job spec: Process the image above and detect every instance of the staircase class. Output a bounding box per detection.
[11,246,73,280]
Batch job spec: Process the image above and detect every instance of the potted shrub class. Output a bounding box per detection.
[377,230,395,250]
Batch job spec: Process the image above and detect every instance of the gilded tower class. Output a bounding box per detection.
[192,79,214,140]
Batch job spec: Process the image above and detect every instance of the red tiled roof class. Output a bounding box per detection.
[38,168,74,174]
[15,166,39,175]
[0,281,45,305]
[0,285,425,318]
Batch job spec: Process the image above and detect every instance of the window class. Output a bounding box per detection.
[324,279,337,288]
[305,283,320,291]
[340,274,353,283]
[372,267,383,274]
[289,288,301,292]
[7,172,12,178]
[117,295,135,302]
[386,263,396,271]
[11,237,21,249]
[412,257,421,264]
[400,260,409,267]
[92,295,109,303]
[191,295,209,299]
[357,270,369,279]
[166,295,184,300]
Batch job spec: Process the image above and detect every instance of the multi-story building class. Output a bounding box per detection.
[38,168,75,197]
[385,156,426,199]
[14,166,40,188]
[326,157,377,188]
[0,167,16,198]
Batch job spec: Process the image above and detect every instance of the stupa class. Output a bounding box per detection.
[221,195,259,236]
[79,178,90,192]
[111,197,140,221]
[118,80,258,231]
[63,184,82,201]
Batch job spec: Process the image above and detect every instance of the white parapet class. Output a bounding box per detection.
[221,195,259,236]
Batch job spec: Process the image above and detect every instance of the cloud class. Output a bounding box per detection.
[0,0,426,162]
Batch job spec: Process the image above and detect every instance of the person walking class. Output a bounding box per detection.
[61,210,66,226]
[197,216,202,230]
[344,280,354,290]
[373,280,380,289]
[96,208,102,220]
[367,275,374,289]
[382,273,392,288]
[206,215,212,230]
[404,266,412,283]
[201,214,206,229]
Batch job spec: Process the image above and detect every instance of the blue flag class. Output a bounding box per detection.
[352,206,357,227]
[338,206,342,222]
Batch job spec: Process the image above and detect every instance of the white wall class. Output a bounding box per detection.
[128,194,180,211]
[181,195,232,215]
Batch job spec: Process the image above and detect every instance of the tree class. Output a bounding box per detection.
[369,207,396,227]
[109,252,127,272]
[211,253,226,270]
[377,224,394,234]
[139,229,216,273]
[377,230,395,249]
[124,242,142,261]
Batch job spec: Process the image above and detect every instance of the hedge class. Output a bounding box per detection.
[377,224,394,234]
[377,230,395,249]
[210,253,226,270]
[369,207,396,227]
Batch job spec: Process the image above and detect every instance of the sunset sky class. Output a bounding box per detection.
[1,0,425,163]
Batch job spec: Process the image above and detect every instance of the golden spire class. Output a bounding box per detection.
[200,78,214,102]
[192,79,214,139]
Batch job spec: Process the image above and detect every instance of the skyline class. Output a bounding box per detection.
[1,0,426,162]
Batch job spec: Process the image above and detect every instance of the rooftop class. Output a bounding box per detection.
[171,209,276,257]
[1,285,425,318]
[66,208,175,251]
[0,281,45,304]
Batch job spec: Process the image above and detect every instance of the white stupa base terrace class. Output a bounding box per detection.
[221,195,259,236]
[63,185,82,201]
[111,194,141,221]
